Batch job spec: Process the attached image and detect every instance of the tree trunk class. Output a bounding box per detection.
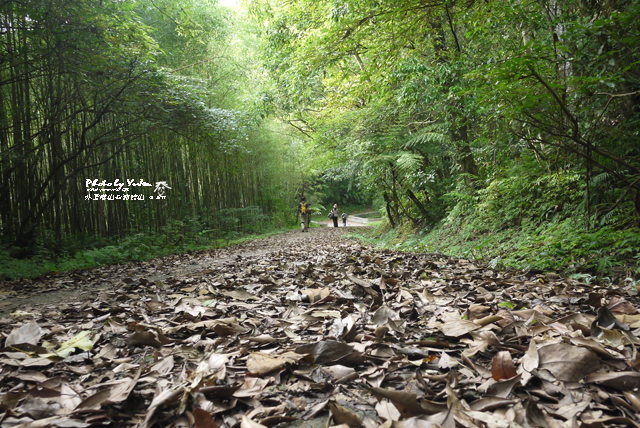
[383,192,396,228]
[406,189,429,219]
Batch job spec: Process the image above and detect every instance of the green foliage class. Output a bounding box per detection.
[358,161,639,280]
[1,0,307,271]
[4,0,639,283]
[248,0,640,241]
[305,175,375,212]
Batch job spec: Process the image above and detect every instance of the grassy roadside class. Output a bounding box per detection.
[0,225,300,281]
[348,167,640,285]
[351,217,640,285]
[1,207,373,281]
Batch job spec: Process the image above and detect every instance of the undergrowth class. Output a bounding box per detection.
[353,166,640,283]
[0,225,299,281]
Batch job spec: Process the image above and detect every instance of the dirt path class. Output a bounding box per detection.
[313,219,368,228]
[0,228,347,317]
[0,228,637,428]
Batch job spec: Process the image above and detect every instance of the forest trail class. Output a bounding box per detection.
[1,228,639,428]
[314,220,368,227]
[0,228,340,317]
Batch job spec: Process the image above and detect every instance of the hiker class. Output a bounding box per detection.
[341,211,348,227]
[331,204,339,227]
[298,197,311,232]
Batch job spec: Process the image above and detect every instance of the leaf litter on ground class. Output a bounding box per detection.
[1,228,640,427]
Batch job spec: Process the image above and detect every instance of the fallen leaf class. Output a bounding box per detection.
[194,408,218,428]
[521,338,539,372]
[491,351,517,381]
[108,366,141,403]
[469,396,516,411]
[390,418,437,428]
[523,397,548,428]
[125,331,162,348]
[241,415,268,428]
[607,296,638,314]
[538,343,600,381]
[585,371,640,391]
[486,374,522,398]
[591,306,630,336]
[247,335,276,343]
[5,320,49,347]
[437,352,458,369]
[364,385,446,417]
[439,320,481,337]
[295,340,354,364]
[375,400,401,421]
[329,401,362,427]
[247,352,311,375]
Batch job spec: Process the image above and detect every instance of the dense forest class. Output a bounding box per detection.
[1,0,639,281]
[248,0,640,280]
[0,0,307,277]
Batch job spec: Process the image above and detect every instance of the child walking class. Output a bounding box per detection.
[341,211,348,227]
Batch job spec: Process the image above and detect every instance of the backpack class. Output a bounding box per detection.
[300,203,307,214]
[328,211,333,219]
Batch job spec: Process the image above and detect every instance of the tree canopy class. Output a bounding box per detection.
[247,0,640,275]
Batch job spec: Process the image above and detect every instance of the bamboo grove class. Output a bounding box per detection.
[0,0,299,258]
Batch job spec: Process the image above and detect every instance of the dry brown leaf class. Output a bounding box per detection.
[390,418,438,428]
[4,230,640,428]
[233,377,269,398]
[437,352,458,369]
[295,340,354,364]
[521,338,539,372]
[623,390,640,412]
[585,371,640,391]
[567,336,619,358]
[371,305,399,326]
[247,351,311,375]
[522,397,548,428]
[473,314,503,326]
[461,410,525,428]
[591,305,630,336]
[5,320,49,347]
[125,331,162,349]
[259,416,298,427]
[329,401,362,427]
[220,289,257,301]
[107,366,141,403]
[141,387,183,428]
[375,400,401,421]
[248,335,276,343]
[241,415,268,428]
[364,385,446,417]
[150,355,175,375]
[537,343,600,381]
[322,365,356,380]
[491,351,517,381]
[213,323,236,337]
[74,389,111,411]
[469,396,516,412]
[439,319,481,337]
[486,374,522,398]
[193,408,218,428]
[607,296,639,314]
